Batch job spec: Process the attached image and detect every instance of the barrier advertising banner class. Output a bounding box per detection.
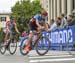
[42,26,75,50]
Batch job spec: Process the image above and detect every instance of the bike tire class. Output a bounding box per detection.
[66,35,75,55]
[0,41,6,54]
[9,39,17,55]
[35,36,50,56]
[20,36,29,55]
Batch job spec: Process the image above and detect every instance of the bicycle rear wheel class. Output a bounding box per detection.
[0,41,6,54]
[9,39,17,55]
[35,36,50,56]
[20,37,29,55]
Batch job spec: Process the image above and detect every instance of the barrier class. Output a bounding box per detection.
[20,26,75,51]
[42,26,75,50]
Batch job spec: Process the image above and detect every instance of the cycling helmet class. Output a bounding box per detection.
[41,10,48,16]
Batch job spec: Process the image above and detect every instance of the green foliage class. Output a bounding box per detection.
[0,28,5,42]
[11,0,43,33]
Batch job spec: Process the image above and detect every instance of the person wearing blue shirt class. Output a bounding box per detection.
[25,10,48,52]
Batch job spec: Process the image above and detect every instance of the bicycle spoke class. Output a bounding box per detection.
[9,39,17,55]
[35,36,50,56]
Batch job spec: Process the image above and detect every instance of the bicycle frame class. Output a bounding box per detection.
[20,31,51,56]
[30,31,50,49]
[30,32,42,49]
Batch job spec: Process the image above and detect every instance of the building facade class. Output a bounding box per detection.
[40,0,75,23]
[40,0,48,12]
[0,12,11,28]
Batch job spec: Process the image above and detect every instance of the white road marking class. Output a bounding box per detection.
[29,55,72,59]
[30,58,75,63]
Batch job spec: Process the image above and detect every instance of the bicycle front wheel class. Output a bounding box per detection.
[9,39,17,55]
[35,36,50,56]
[20,37,29,55]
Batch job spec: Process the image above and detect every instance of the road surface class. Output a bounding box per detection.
[0,47,75,63]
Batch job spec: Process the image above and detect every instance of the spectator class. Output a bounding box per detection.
[46,22,50,28]
[57,17,61,26]
[49,19,55,28]
[67,15,75,26]
[60,14,68,28]
[22,31,28,37]
[48,19,58,32]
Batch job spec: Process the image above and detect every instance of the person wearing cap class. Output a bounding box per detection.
[25,10,48,52]
[5,16,19,48]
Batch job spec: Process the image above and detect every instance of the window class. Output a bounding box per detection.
[52,0,54,18]
[65,0,67,14]
[73,0,75,10]
[1,17,6,21]
[46,5,48,8]
[46,0,48,3]
[60,0,62,13]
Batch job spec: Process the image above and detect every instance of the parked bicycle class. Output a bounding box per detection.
[0,32,17,55]
[20,31,50,56]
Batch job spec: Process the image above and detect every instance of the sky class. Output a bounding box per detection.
[0,0,33,13]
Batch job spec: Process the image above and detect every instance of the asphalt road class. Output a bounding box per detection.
[0,47,75,63]
[29,54,75,63]
[28,50,75,63]
[0,47,28,63]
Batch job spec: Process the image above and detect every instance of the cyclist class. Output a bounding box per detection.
[4,16,19,48]
[25,10,48,52]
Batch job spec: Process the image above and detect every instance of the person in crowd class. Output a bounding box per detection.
[60,14,68,28]
[49,19,54,28]
[56,17,61,28]
[48,18,58,32]
[46,22,50,28]
[22,31,28,37]
[20,30,28,47]
[67,15,75,26]
[48,17,62,32]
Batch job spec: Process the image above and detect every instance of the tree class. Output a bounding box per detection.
[11,0,43,33]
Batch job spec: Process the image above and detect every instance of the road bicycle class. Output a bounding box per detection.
[56,26,75,54]
[0,32,17,55]
[65,26,75,55]
[20,31,50,56]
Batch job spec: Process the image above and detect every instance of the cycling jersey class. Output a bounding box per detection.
[29,18,38,31]
[6,21,16,30]
[4,21,16,33]
[29,14,47,31]
[34,14,46,23]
